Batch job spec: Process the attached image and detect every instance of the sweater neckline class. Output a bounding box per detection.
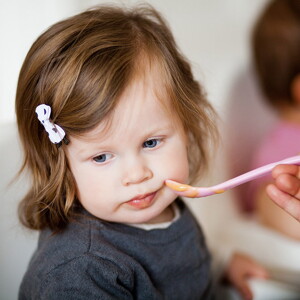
[90,199,199,245]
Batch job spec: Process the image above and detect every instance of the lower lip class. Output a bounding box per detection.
[126,192,157,209]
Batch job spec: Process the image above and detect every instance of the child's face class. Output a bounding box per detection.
[66,78,189,224]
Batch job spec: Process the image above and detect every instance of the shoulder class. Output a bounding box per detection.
[20,253,134,299]
[20,219,135,299]
[33,215,137,273]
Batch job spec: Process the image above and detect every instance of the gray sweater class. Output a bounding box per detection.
[19,199,213,299]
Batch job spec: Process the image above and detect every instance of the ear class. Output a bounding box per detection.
[291,74,300,105]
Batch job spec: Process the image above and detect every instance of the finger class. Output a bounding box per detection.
[246,264,269,279]
[234,279,253,300]
[275,173,300,198]
[233,264,267,300]
[272,164,300,179]
[235,256,269,281]
[266,184,300,221]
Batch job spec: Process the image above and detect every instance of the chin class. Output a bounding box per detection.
[128,212,158,225]
[121,207,159,225]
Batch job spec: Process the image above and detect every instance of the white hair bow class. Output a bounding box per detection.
[35,104,66,144]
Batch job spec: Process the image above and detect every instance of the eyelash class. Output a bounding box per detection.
[93,153,113,164]
[142,138,162,149]
[92,138,163,164]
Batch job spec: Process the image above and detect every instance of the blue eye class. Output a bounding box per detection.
[143,139,160,148]
[93,153,112,163]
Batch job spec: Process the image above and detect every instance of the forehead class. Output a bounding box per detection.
[88,81,174,138]
[79,57,183,140]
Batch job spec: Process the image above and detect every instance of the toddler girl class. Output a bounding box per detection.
[16,4,266,299]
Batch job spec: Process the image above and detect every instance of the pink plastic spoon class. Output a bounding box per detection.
[165,155,300,198]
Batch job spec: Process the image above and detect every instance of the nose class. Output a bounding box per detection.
[121,156,153,186]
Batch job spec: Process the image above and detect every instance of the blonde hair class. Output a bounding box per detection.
[16,4,217,231]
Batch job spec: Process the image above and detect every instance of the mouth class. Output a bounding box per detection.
[126,192,157,209]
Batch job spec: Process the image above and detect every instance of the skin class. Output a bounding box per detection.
[267,164,300,222]
[65,75,189,225]
[256,182,300,240]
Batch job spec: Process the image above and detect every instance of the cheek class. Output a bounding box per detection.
[158,145,189,183]
[77,169,111,194]
[69,163,106,204]
[170,155,189,183]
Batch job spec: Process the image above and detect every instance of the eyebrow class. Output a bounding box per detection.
[141,123,173,138]
[74,122,175,155]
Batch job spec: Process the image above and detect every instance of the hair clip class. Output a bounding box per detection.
[35,104,67,145]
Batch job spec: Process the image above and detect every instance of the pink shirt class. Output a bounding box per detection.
[242,121,300,212]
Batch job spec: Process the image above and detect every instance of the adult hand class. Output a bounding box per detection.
[266,164,300,222]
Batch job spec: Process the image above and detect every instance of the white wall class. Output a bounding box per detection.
[0,0,269,124]
[0,1,272,299]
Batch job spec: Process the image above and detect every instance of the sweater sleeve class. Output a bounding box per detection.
[38,254,134,300]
